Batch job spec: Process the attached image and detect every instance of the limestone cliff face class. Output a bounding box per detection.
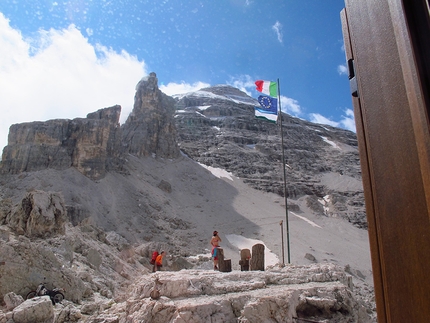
[173,85,366,228]
[0,72,181,179]
[0,106,122,180]
[122,72,180,159]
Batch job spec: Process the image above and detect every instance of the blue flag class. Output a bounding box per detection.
[254,95,278,122]
[258,95,278,114]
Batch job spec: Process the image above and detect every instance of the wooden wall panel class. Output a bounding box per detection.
[342,0,430,322]
[341,8,387,322]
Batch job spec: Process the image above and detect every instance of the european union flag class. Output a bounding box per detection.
[257,95,278,114]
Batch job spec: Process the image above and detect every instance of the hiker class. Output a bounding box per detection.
[210,231,222,270]
[150,250,159,272]
[154,251,165,272]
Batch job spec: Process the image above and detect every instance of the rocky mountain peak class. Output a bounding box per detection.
[0,74,375,322]
[121,72,180,159]
[174,84,365,228]
[0,72,180,179]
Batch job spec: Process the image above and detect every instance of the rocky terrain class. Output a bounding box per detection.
[174,85,365,228]
[0,73,375,322]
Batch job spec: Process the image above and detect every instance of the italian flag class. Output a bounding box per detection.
[255,80,277,97]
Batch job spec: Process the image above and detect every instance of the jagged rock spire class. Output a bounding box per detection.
[122,72,180,159]
[0,72,180,179]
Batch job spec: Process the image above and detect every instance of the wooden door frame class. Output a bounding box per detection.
[341,0,430,322]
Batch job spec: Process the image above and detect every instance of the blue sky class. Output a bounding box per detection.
[0,0,353,151]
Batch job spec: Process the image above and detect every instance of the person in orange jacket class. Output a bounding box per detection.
[154,251,165,272]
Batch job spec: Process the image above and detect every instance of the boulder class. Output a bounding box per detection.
[54,303,82,322]
[157,180,172,193]
[12,296,54,323]
[6,190,66,238]
[4,292,24,311]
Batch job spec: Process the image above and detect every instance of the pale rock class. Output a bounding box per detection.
[6,190,66,238]
[53,303,82,323]
[12,296,54,323]
[86,248,102,270]
[174,84,366,229]
[83,265,371,323]
[80,302,99,315]
[105,232,129,251]
[89,314,120,323]
[4,292,24,311]
[5,311,13,320]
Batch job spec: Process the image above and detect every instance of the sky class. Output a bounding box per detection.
[0,0,354,151]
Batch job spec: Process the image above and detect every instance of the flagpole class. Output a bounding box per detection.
[277,78,290,264]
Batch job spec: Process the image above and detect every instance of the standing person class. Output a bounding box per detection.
[154,251,165,272]
[151,250,159,272]
[210,231,222,270]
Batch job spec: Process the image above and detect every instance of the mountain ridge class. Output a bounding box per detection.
[174,83,365,228]
[0,73,374,322]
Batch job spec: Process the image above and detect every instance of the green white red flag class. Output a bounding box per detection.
[255,80,277,98]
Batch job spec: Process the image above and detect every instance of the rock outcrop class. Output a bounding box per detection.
[0,76,364,227]
[122,72,180,159]
[3,293,23,312]
[82,264,371,323]
[0,72,181,180]
[174,85,366,228]
[0,74,375,322]
[4,190,66,238]
[0,106,122,180]
[12,296,54,323]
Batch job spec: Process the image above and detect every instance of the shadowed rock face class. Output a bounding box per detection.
[0,75,364,227]
[121,72,180,159]
[0,105,122,180]
[0,72,180,179]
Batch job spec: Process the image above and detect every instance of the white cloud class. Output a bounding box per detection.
[227,75,255,96]
[309,113,339,127]
[337,64,348,75]
[272,21,283,44]
[339,108,356,132]
[162,72,354,134]
[0,13,146,151]
[309,108,356,132]
[159,81,210,96]
[281,96,302,116]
